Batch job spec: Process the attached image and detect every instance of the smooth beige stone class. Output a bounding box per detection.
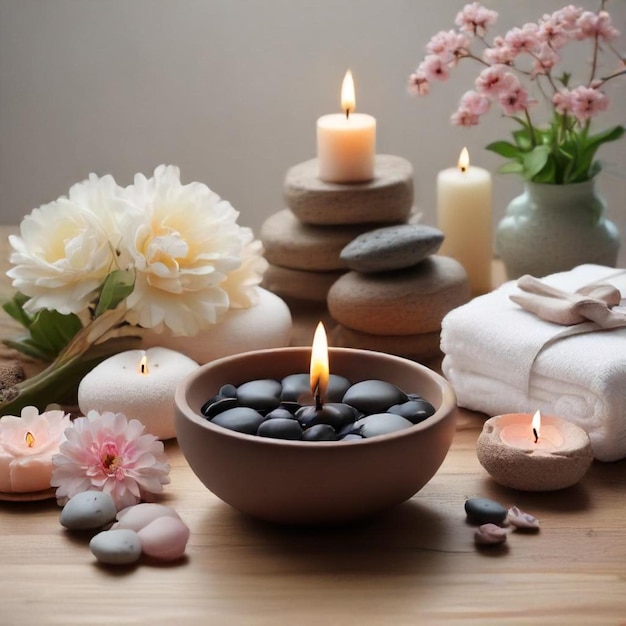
[284,154,414,225]
[262,263,344,303]
[330,325,442,361]
[476,414,594,491]
[261,209,392,271]
[327,256,470,335]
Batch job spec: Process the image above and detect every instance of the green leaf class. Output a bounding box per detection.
[485,141,522,159]
[512,128,533,151]
[95,269,135,318]
[532,157,557,183]
[3,337,54,361]
[2,292,33,329]
[523,145,551,180]
[27,309,83,360]
[497,161,525,175]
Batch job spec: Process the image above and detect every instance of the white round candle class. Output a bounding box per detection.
[317,70,376,183]
[437,148,492,295]
[78,347,199,440]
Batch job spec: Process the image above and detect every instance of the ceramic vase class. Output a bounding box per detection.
[496,179,620,279]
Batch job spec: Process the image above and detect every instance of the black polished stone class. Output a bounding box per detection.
[295,404,346,430]
[464,498,508,525]
[202,396,239,418]
[236,379,282,411]
[302,424,338,441]
[342,380,408,413]
[388,399,436,424]
[266,408,297,420]
[257,418,303,440]
[219,384,238,398]
[280,373,353,402]
[211,407,267,435]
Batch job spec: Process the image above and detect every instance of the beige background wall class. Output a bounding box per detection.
[1,0,624,262]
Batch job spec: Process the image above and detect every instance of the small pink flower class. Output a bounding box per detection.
[408,72,430,96]
[553,89,575,115]
[504,23,542,55]
[475,65,520,98]
[455,2,498,37]
[450,108,480,127]
[538,14,571,49]
[531,43,560,76]
[576,10,620,41]
[419,54,450,82]
[483,36,517,65]
[570,85,609,122]
[51,410,170,509]
[498,86,534,115]
[426,30,469,65]
[459,90,491,116]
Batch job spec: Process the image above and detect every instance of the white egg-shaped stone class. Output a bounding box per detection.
[137,516,190,561]
[60,490,117,530]
[113,503,181,532]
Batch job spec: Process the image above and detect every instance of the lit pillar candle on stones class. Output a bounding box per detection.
[437,148,492,295]
[317,70,376,183]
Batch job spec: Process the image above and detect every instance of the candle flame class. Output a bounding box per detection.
[458,147,470,172]
[25,431,35,448]
[341,70,356,118]
[139,353,149,375]
[532,410,541,443]
[310,322,329,408]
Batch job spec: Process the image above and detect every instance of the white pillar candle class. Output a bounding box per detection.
[317,70,376,183]
[78,348,199,440]
[437,148,492,295]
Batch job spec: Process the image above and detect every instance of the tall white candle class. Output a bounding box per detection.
[317,70,376,183]
[437,148,492,295]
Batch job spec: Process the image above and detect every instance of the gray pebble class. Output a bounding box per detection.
[60,490,117,530]
[388,399,436,424]
[302,424,338,441]
[212,407,267,435]
[89,529,142,565]
[354,413,414,438]
[257,418,303,440]
[340,224,444,273]
[236,379,281,411]
[465,497,508,525]
[280,373,352,402]
[342,380,408,413]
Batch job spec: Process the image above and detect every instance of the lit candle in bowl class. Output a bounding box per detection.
[437,147,492,295]
[0,406,70,498]
[317,70,376,183]
[78,347,199,440]
[476,411,594,491]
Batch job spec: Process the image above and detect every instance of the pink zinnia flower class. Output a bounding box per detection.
[455,2,498,37]
[51,410,170,509]
[570,85,609,122]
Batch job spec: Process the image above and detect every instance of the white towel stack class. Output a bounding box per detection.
[440,265,626,461]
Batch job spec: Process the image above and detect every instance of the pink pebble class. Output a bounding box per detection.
[113,503,181,532]
[137,516,190,561]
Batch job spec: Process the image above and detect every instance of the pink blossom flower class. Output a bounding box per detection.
[553,89,575,115]
[570,85,609,122]
[538,14,571,49]
[450,108,480,127]
[475,65,520,98]
[455,2,498,37]
[498,86,534,115]
[460,90,491,116]
[531,43,560,76]
[483,36,517,65]
[504,23,542,55]
[51,410,170,509]
[408,71,430,96]
[419,54,450,82]
[426,30,469,65]
[576,10,620,41]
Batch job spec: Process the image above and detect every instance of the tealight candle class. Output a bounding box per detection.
[476,411,594,491]
[317,70,376,183]
[78,347,199,440]
[0,406,70,495]
[437,147,492,295]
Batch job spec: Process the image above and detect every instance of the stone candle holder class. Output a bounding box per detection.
[476,413,594,491]
[174,347,457,525]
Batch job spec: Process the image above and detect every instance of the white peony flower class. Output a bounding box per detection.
[119,165,263,335]
[7,174,127,315]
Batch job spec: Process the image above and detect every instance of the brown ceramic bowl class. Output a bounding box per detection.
[174,347,456,524]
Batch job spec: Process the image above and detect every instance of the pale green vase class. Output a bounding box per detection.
[496,179,620,279]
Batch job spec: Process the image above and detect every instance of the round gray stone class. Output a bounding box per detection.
[340,224,444,273]
[354,413,414,438]
[60,490,118,531]
[284,155,414,225]
[342,380,408,413]
[89,529,143,565]
[464,497,508,525]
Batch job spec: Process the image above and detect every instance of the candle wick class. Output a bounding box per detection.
[345,109,350,120]
[533,428,539,444]
[460,165,467,173]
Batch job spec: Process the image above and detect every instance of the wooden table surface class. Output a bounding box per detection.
[0,225,624,626]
